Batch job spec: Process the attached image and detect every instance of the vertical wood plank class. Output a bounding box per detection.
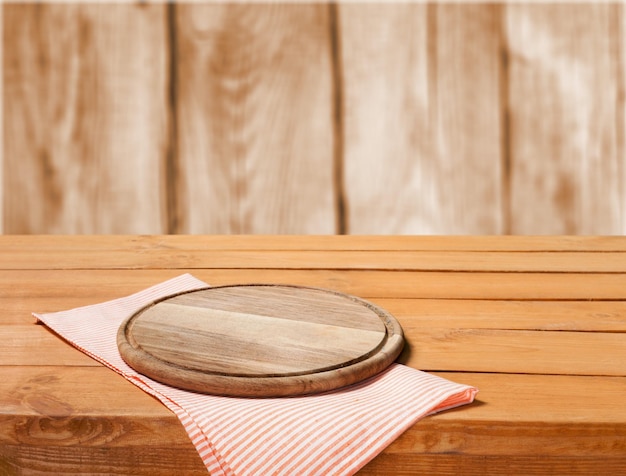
[174,4,336,234]
[3,3,169,234]
[338,4,503,234]
[506,4,624,234]
[0,3,3,234]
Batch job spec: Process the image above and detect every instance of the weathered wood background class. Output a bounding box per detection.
[1,3,624,235]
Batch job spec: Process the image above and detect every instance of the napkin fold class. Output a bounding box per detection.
[35,274,477,476]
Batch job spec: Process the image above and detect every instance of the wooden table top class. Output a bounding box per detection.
[2,235,625,475]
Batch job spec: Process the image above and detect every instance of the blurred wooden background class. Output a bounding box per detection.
[1,2,624,235]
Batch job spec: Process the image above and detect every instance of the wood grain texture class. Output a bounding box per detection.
[4,234,626,253]
[3,236,626,474]
[0,5,3,235]
[1,369,624,474]
[2,368,625,429]
[8,294,626,378]
[0,446,208,476]
[10,317,626,377]
[118,285,402,397]
[506,3,625,234]
[173,3,336,234]
[400,328,626,376]
[2,3,169,234]
[6,268,626,300]
[379,298,626,333]
[6,247,626,272]
[2,4,626,235]
[364,454,626,476]
[0,365,208,473]
[338,3,503,234]
[1,326,97,366]
[6,295,626,332]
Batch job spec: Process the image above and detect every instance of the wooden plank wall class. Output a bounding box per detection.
[339,4,503,234]
[3,3,169,234]
[173,4,336,234]
[1,2,624,235]
[506,4,624,234]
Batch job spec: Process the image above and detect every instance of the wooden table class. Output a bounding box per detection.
[1,235,625,475]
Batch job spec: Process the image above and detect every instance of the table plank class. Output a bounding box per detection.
[4,236,626,272]
[5,234,626,252]
[5,323,625,377]
[402,329,626,376]
[0,365,207,472]
[2,368,623,432]
[2,326,97,367]
[377,298,626,332]
[5,297,626,332]
[4,249,626,272]
[364,454,626,476]
[5,369,623,474]
[0,445,206,475]
[2,368,624,443]
[4,269,626,300]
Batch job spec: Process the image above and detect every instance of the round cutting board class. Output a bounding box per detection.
[117,284,404,397]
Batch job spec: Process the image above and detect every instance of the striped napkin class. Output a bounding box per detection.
[35,274,477,476]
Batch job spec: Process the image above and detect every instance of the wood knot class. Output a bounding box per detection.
[16,416,125,446]
[23,393,73,418]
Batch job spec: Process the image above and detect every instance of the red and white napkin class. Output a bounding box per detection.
[35,274,477,476]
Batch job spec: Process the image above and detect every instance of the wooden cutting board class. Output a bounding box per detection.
[117,284,404,397]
